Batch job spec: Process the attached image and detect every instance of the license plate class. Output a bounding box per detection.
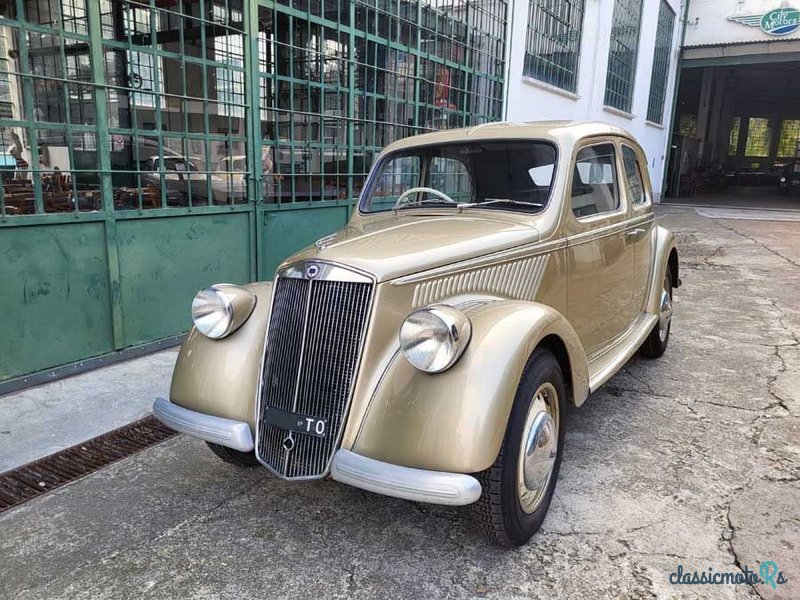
[263,407,328,438]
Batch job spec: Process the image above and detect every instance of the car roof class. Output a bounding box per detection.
[381,121,636,155]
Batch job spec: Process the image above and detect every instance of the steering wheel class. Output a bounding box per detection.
[393,187,458,209]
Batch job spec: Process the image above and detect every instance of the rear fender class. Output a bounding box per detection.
[351,300,589,473]
[646,225,679,315]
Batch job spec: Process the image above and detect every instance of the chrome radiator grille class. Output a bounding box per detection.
[256,267,373,479]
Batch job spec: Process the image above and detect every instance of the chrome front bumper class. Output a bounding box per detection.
[330,449,482,506]
[152,398,254,452]
[152,398,482,506]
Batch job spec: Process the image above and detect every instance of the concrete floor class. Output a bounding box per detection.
[1,206,798,599]
[663,185,800,211]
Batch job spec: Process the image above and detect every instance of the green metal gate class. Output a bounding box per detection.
[0,0,506,383]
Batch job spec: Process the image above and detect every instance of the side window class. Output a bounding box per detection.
[571,144,619,218]
[622,145,646,205]
[428,156,472,203]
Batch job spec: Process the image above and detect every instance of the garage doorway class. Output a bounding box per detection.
[665,59,800,209]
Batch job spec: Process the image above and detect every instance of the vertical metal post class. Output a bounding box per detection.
[88,0,126,350]
[661,0,690,198]
[346,0,356,205]
[245,0,260,281]
[15,12,43,214]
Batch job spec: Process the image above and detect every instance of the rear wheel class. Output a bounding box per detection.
[206,442,261,468]
[640,265,674,358]
[473,348,566,547]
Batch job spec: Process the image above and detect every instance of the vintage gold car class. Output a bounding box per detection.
[153,121,680,546]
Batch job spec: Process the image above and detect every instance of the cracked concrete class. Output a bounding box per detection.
[0,205,798,599]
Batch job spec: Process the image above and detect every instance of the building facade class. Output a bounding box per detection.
[504,0,683,199]
[0,0,686,385]
[0,0,507,384]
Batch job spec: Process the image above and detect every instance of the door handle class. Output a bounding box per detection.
[623,228,645,237]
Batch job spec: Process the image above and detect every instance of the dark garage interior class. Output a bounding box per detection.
[666,59,800,207]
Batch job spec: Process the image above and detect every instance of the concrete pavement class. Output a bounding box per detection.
[0,349,178,472]
[0,205,798,599]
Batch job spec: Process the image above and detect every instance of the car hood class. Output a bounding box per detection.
[282,212,540,282]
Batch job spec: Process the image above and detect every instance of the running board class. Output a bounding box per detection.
[588,314,658,392]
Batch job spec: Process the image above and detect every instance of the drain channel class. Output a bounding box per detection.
[0,416,177,513]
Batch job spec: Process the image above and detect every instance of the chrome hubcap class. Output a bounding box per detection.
[518,382,559,514]
[658,275,673,342]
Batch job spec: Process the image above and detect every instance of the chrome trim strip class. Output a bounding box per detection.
[316,282,375,479]
[566,214,654,246]
[253,278,280,473]
[330,449,482,506]
[588,313,658,392]
[278,260,373,283]
[152,398,254,452]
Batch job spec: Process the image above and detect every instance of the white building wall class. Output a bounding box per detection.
[504,0,684,198]
[685,0,800,47]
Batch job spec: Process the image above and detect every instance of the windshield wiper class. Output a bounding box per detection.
[457,198,544,210]
[394,198,457,210]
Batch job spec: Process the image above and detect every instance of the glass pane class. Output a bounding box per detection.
[572,144,619,217]
[646,0,675,124]
[524,0,585,93]
[104,0,248,209]
[25,0,88,35]
[777,119,800,158]
[362,141,556,213]
[373,155,421,210]
[605,0,643,112]
[35,128,102,213]
[622,145,645,204]
[745,117,772,158]
[0,126,34,215]
[728,117,741,156]
[257,0,507,206]
[429,156,472,202]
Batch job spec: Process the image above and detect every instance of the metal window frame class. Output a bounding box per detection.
[523,0,585,93]
[645,0,675,124]
[604,0,643,113]
[0,0,506,221]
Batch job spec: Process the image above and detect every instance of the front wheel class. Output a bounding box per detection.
[473,348,566,547]
[639,265,674,358]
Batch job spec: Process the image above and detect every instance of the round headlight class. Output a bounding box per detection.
[191,284,255,339]
[399,305,472,373]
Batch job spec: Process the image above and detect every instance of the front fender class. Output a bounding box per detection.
[350,301,589,473]
[169,281,272,429]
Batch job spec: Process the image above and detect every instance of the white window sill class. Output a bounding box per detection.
[521,76,580,101]
[603,105,635,120]
[646,120,665,130]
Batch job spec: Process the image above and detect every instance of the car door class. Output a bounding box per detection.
[620,143,655,312]
[564,141,637,356]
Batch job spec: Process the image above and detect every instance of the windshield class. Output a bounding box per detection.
[359,140,557,213]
